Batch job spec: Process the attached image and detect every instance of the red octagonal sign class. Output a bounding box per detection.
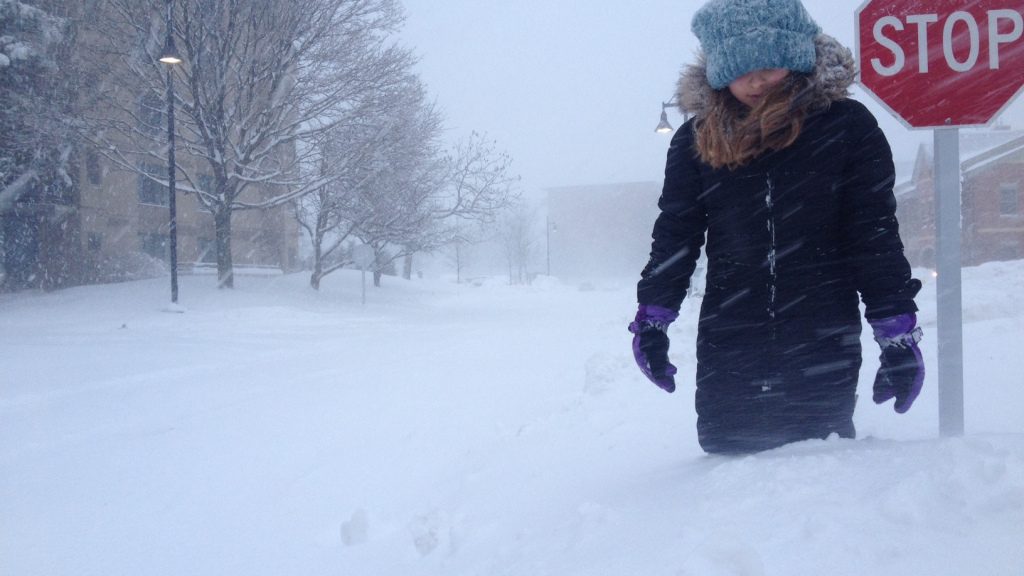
[857,0,1024,128]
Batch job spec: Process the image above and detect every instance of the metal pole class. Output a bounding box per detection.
[546,215,550,276]
[163,0,179,305]
[934,127,964,436]
[167,63,178,304]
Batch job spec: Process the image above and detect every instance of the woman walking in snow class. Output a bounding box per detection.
[629,0,925,454]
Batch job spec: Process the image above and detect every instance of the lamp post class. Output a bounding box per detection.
[655,102,675,133]
[545,216,556,277]
[159,0,182,304]
[655,97,689,134]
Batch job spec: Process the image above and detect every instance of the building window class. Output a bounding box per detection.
[197,174,215,212]
[139,92,165,136]
[87,233,103,252]
[1000,183,1019,216]
[138,163,168,206]
[140,232,169,261]
[197,237,217,263]
[86,151,102,185]
[83,0,102,23]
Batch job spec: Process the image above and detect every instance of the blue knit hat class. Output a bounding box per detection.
[692,0,821,90]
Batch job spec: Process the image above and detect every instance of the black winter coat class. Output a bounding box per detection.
[638,69,920,453]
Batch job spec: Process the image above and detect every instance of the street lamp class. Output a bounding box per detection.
[546,216,557,276]
[655,97,689,134]
[159,0,181,304]
[655,103,674,133]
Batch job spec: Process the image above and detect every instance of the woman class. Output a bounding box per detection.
[629,0,925,454]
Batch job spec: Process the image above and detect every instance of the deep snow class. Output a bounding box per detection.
[2,262,1023,576]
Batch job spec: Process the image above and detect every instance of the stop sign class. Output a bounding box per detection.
[856,0,1024,128]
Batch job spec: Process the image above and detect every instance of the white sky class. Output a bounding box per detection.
[398,0,1024,193]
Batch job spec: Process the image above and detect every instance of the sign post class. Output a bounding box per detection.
[933,129,966,436]
[352,244,375,307]
[856,0,1024,436]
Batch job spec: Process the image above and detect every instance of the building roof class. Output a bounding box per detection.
[915,127,1023,160]
[962,134,1024,175]
[907,126,1024,184]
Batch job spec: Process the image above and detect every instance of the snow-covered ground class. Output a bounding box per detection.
[2,262,1023,576]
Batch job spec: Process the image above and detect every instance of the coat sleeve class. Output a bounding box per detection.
[839,101,921,320]
[636,123,708,312]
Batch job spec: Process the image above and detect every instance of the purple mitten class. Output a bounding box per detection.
[628,304,679,392]
[869,313,925,413]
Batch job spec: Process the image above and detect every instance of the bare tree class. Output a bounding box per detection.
[294,158,357,290]
[496,200,539,285]
[361,131,522,285]
[83,0,412,288]
[352,131,521,287]
[294,123,398,290]
[435,133,520,282]
[437,131,519,226]
[295,71,440,289]
[295,82,519,290]
[350,78,445,287]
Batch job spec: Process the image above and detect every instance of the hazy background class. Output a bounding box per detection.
[398,0,1024,193]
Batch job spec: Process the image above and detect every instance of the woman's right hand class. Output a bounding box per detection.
[628,305,679,393]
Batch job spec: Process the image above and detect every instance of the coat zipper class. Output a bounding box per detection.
[765,174,777,322]
[764,173,779,393]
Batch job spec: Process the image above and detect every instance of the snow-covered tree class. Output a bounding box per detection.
[0,0,74,290]
[496,200,539,285]
[348,75,445,287]
[294,67,517,290]
[437,132,521,283]
[437,132,520,227]
[293,121,391,290]
[294,69,438,290]
[351,130,520,287]
[293,152,362,291]
[83,0,412,288]
[357,130,522,286]
[300,70,525,290]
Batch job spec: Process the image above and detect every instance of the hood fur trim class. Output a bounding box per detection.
[676,34,856,118]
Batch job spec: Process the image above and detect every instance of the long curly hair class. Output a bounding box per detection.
[693,73,817,170]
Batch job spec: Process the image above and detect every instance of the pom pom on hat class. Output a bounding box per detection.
[692,0,821,89]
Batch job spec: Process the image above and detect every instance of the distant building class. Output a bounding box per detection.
[895,128,1024,268]
[546,127,1023,284]
[74,146,300,284]
[546,182,662,280]
[0,2,300,291]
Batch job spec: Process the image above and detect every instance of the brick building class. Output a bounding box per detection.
[0,2,300,292]
[895,129,1024,269]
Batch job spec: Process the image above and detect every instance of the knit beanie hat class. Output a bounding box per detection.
[691,0,821,90]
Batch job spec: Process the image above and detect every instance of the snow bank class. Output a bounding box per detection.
[1,262,1022,575]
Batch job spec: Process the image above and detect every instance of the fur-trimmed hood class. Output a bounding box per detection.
[676,34,856,118]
